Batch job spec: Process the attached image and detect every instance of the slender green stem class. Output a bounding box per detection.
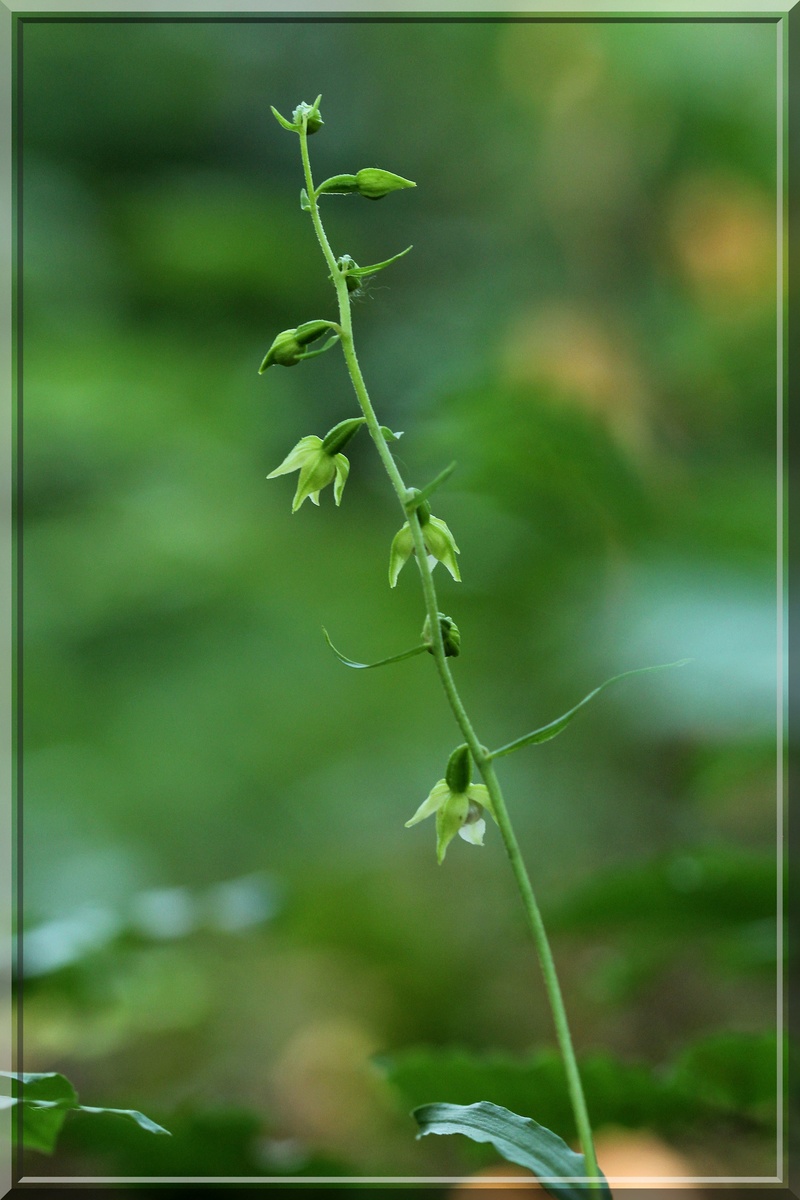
[298,121,601,1185]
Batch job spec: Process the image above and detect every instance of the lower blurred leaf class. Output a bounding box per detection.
[380,1030,778,1141]
[57,1105,352,1177]
[547,848,776,936]
[670,1032,778,1116]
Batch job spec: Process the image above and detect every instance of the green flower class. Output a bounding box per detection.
[389,512,461,588]
[268,435,350,512]
[354,168,416,200]
[405,747,495,864]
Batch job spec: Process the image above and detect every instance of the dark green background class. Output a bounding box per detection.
[18,16,780,1179]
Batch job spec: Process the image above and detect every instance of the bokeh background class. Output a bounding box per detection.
[18,15,781,1183]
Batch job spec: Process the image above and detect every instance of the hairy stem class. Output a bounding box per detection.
[299,120,601,1185]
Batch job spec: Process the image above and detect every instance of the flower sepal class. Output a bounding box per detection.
[268,426,357,512]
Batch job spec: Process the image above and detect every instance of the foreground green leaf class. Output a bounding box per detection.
[413,1100,611,1200]
[488,660,691,760]
[1,1071,170,1154]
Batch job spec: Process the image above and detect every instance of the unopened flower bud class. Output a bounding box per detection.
[355,168,416,200]
[260,329,304,370]
[422,613,461,658]
[293,96,324,134]
[259,321,331,372]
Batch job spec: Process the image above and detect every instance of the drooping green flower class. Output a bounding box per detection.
[268,435,350,512]
[389,510,461,588]
[259,320,336,372]
[268,418,365,512]
[405,746,495,863]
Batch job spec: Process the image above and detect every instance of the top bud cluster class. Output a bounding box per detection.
[260,98,461,588]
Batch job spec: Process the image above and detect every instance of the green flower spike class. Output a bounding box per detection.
[268,418,364,512]
[405,745,495,863]
[389,505,461,588]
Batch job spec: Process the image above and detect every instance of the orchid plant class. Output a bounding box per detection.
[261,96,684,1196]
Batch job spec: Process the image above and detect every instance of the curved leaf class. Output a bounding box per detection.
[323,627,426,670]
[348,245,413,277]
[413,1101,610,1200]
[489,660,691,760]
[270,105,298,133]
[78,1105,171,1136]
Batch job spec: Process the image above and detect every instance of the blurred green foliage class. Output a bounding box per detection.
[19,15,780,1180]
[381,1031,778,1145]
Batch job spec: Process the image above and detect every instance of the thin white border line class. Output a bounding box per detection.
[775,10,785,1188]
[12,11,787,1193]
[19,1176,787,1185]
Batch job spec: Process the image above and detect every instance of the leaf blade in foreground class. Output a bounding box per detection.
[413,1100,611,1200]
